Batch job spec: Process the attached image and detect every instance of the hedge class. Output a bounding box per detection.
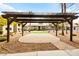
[0,30,3,34]
[0,36,6,42]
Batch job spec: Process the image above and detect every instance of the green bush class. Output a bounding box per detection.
[0,30,3,34]
[0,36,6,42]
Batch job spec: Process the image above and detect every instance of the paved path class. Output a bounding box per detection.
[1,49,79,56]
[19,33,75,50]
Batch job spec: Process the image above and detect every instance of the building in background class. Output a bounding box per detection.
[2,23,22,35]
[24,23,53,31]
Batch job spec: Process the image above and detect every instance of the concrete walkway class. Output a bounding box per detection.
[19,33,75,50]
[1,49,79,56]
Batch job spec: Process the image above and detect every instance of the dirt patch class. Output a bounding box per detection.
[0,41,58,54]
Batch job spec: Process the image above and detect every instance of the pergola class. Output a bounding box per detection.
[1,11,78,43]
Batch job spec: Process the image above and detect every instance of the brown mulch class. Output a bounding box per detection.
[0,42,58,54]
[0,33,58,54]
[59,35,79,48]
[50,31,79,49]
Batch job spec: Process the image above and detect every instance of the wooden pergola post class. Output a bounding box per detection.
[61,22,64,35]
[7,19,10,42]
[65,22,68,34]
[22,23,23,36]
[6,17,17,42]
[53,23,58,36]
[55,24,58,36]
[38,26,40,31]
[67,18,73,41]
[70,19,73,41]
[22,23,27,36]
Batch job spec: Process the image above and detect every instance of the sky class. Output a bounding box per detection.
[1,3,61,12]
[0,3,79,13]
[0,3,79,23]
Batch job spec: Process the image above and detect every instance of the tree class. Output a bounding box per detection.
[49,23,54,28]
[12,22,17,26]
[0,16,17,26]
[0,16,7,26]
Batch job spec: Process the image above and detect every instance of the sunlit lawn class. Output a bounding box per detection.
[31,31,48,34]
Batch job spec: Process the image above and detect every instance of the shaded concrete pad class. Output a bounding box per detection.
[19,33,75,50]
[19,34,60,43]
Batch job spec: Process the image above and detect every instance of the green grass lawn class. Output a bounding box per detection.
[31,31,48,34]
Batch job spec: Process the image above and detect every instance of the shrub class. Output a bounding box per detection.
[0,36,6,42]
[0,30,3,34]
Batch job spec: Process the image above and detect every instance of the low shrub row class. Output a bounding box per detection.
[0,30,3,34]
[0,36,6,42]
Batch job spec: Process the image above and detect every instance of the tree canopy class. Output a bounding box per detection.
[0,16,7,26]
[0,16,17,26]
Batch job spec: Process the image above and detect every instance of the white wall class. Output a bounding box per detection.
[2,23,22,35]
[2,25,14,35]
[16,23,22,33]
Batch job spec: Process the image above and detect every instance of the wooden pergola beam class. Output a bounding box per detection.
[15,19,65,23]
[16,21,64,23]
